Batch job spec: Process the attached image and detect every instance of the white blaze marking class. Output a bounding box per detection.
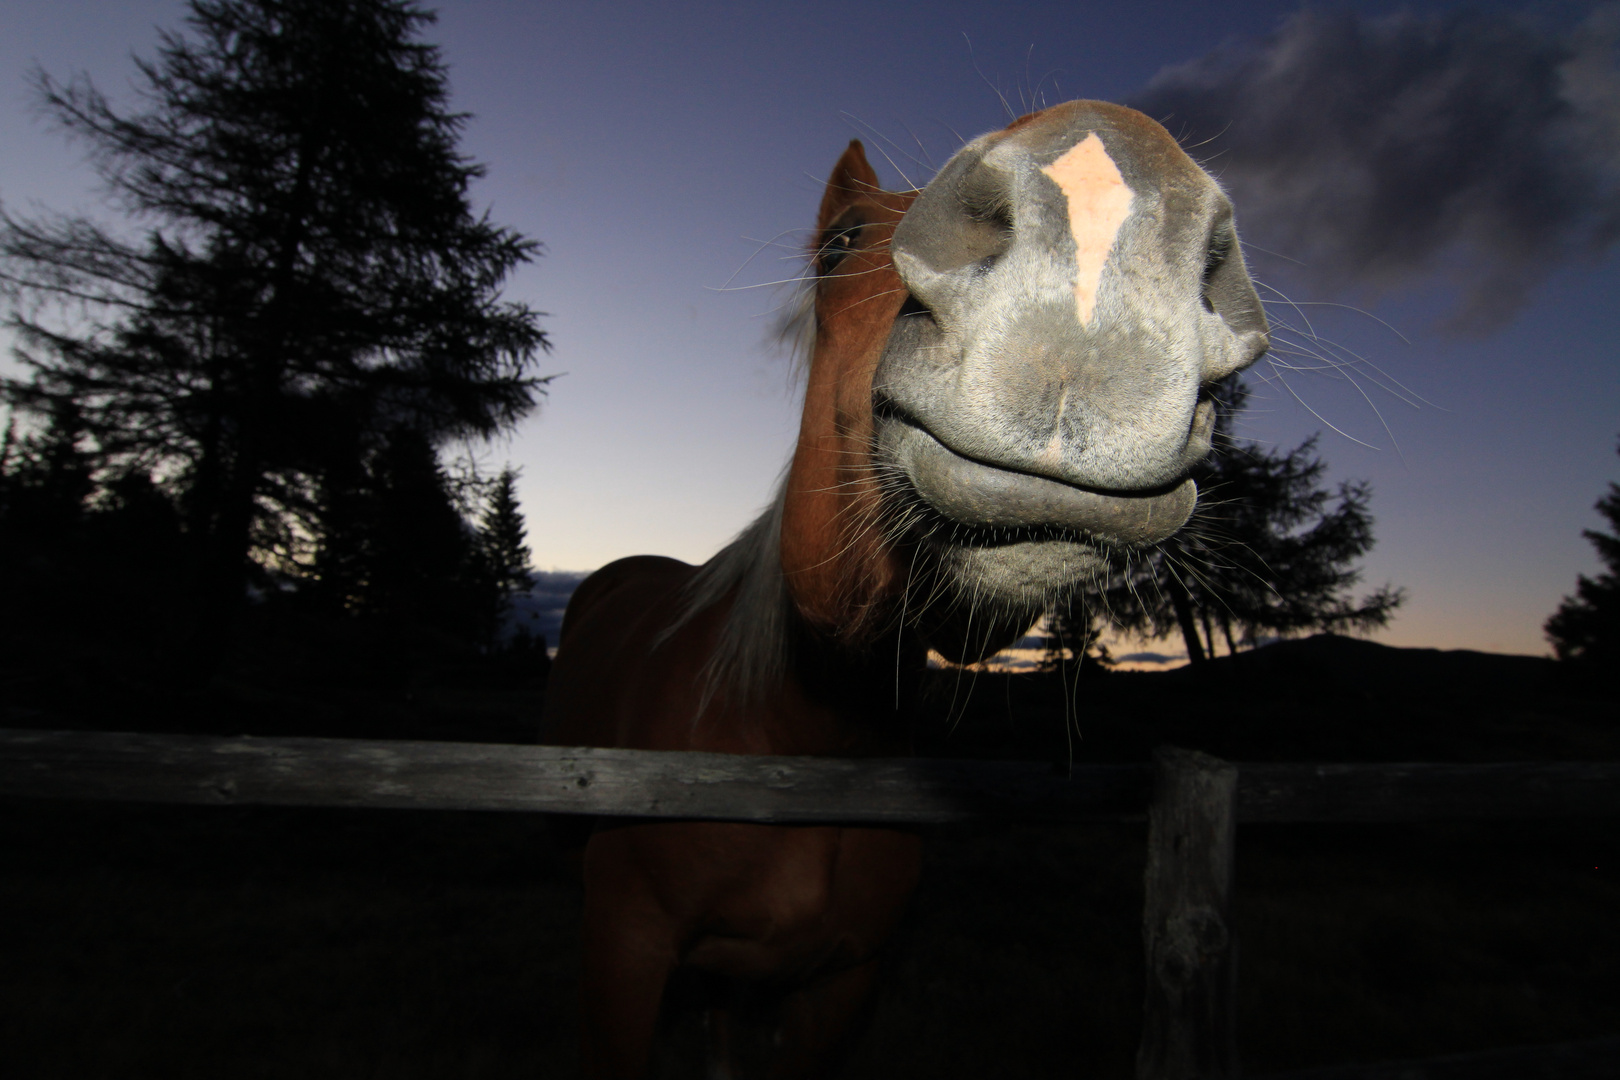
[1041,132,1133,326]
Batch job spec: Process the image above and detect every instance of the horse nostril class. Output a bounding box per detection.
[1200,225,1233,315]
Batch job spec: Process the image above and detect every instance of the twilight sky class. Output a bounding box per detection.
[2,0,1617,658]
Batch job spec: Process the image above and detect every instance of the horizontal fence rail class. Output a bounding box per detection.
[0,728,1144,823]
[3,728,1619,823]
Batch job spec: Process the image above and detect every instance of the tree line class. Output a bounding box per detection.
[0,0,546,718]
[0,402,535,646]
[1545,440,1620,675]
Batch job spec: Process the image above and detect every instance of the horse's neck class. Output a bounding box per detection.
[779,424,1037,668]
[675,483,922,741]
[778,382,906,643]
[674,491,794,706]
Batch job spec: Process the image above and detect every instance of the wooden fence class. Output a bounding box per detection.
[3,726,1618,1079]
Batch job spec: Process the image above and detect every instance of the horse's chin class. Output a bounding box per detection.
[876,415,1197,604]
[904,538,1111,665]
[932,536,1112,606]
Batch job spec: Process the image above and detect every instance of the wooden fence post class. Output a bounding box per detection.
[1137,746,1238,1080]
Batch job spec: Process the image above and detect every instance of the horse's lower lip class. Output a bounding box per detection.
[883,421,1196,546]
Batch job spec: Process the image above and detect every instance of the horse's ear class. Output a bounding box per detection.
[816,140,882,232]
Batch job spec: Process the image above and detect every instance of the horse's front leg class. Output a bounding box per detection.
[763,955,885,1079]
[578,830,682,1079]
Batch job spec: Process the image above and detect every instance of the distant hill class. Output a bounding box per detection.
[923,633,1615,765]
[502,570,590,651]
[1164,632,1558,697]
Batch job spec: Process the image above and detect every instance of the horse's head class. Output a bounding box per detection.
[781,100,1268,661]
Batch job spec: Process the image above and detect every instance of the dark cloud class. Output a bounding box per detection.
[1115,651,1187,665]
[1129,5,1620,330]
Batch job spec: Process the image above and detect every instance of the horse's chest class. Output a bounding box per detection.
[638,822,922,979]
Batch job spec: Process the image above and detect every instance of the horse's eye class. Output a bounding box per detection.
[819,222,863,275]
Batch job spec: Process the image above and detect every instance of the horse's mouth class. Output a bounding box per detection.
[876,415,1197,549]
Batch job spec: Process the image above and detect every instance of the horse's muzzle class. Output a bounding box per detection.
[878,417,1197,548]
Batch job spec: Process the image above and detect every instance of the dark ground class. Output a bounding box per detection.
[2,634,1617,1077]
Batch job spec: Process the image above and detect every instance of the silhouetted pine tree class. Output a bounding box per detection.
[95,469,186,574]
[1,400,95,542]
[0,403,193,665]
[1035,606,1114,676]
[302,426,481,639]
[1050,379,1403,666]
[479,467,535,608]
[473,464,546,669]
[1545,440,1620,671]
[367,429,482,634]
[0,0,549,669]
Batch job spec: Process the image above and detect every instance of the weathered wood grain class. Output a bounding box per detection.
[0,728,1149,823]
[2,729,1618,823]
[1138,747,1238,1080]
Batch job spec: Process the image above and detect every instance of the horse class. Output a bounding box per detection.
[538,99,1269,1078]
